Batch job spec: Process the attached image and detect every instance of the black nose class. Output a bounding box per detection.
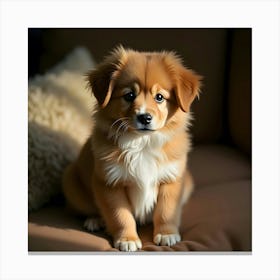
[137,113,152,125]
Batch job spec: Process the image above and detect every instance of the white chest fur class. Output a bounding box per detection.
[103,132,180,224]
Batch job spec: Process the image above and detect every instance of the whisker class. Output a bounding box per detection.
[116,121,128,137]
[110,117,129,130]
[108,117,129,140]
[108,118,130,142]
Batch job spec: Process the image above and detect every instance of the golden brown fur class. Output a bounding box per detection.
[62,46,201,251]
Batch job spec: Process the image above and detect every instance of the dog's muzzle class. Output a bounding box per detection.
[135,113,154,131]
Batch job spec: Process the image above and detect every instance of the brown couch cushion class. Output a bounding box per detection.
[28,145,251,252]
[188,145,251,187]
[29,180,251,252]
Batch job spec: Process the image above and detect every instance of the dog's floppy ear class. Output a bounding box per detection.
[87,46,127,108]
[87,61,117,108]
[175,67,202,112]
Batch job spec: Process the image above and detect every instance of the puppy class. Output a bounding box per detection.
[62,46,201,251]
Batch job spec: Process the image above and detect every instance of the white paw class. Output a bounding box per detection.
[84,217,105,232]
[114,239,142,252]
[154,233,181,246]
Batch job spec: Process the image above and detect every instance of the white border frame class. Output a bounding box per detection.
[1,0,279,279]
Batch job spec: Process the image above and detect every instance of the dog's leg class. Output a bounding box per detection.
[93,181,142,252]
[153,172,193,246]
[181,169,194,205]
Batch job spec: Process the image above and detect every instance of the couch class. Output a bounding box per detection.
[28,28,251,252]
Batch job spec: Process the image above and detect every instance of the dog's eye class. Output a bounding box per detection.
[123,91,136,102]
[155,93,165,103]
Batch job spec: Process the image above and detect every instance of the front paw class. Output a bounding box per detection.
[114,237,142,252]
[154,233,181,246]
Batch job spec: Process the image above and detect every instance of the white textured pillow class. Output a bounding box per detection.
[28,47,96,211]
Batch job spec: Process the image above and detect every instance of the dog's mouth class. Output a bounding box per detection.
[137,128,155,132]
